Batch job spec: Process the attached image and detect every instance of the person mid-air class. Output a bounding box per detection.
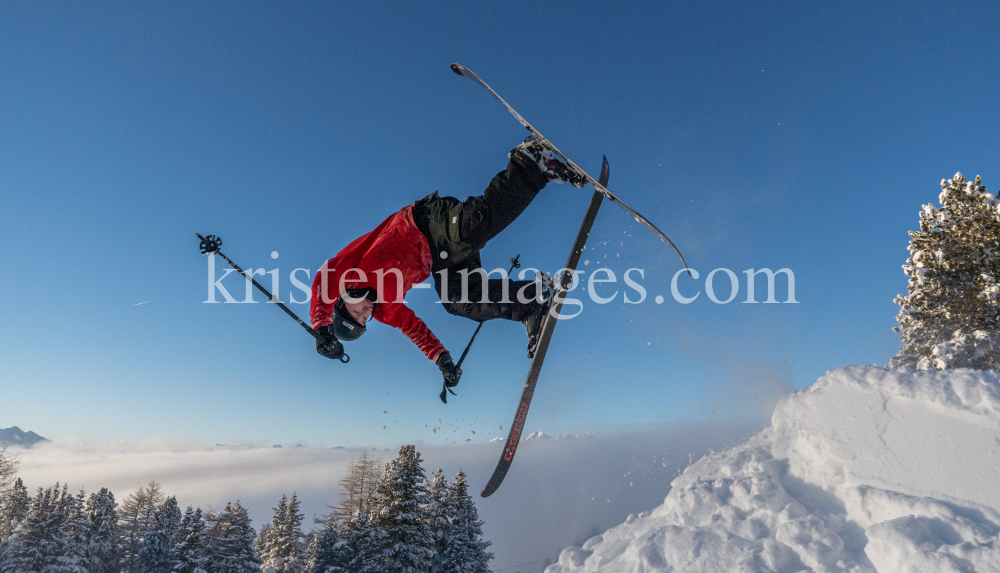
[309,137,586,390]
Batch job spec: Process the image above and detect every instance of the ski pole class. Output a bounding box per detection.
[455,254,521,370]
[196,233,350,364]
[441,255,520,404]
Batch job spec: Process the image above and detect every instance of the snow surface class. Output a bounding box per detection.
[548,366,1000,572]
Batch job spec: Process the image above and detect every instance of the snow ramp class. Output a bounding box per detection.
[548,366,1000,572]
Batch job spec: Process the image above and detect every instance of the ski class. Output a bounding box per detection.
[450,63,689,272]
[480,156,610,498]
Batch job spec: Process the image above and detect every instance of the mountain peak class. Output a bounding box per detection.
[0,426,49,447]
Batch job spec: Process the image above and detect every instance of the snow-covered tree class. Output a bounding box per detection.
[891,173,1000,370]
[64,489,91,573]
[0,477,29,549]
[305,513,351,573]
[205,500,260,573]
[120,480,165,573]
[136,496,182,573]
[341,513,385,573]
[438,471,492,573]
[175,506,208,573]
[425,468,450,563]
[365,445,435,573]
[258,493,305,573]
[256,522,276,568]
[0,483,87,573]
[1,485,56,572]
[85,487,121,573]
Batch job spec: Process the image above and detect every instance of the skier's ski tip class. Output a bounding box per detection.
[479,155,611,499]
[450,63,690,276]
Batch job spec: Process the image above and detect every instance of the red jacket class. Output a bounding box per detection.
[310,205,445,362]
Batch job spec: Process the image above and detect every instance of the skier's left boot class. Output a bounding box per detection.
[510,137,587,188]
[524,272,557,358]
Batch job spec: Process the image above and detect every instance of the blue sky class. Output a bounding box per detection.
[2,1,999,447]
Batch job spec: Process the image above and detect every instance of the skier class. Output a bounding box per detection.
[309,137,586,389]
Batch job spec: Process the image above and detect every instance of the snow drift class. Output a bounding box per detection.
[548,366,1000,572]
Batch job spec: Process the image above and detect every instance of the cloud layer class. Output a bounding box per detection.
[12,422,761,571]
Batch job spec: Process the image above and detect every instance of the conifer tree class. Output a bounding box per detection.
[257,495,284,571]
[305,513,351,573]
[284,493,305,572]
[0,477,29,548]
[120,481,165,573]
[85,487,121,573]
[438,471,492,573]
[202,509,221,572]
[63,489,90,573]
[136,496,182,573]
[365,445,435,573]
[342,513,386,573]
[206,501,260,573]
[425,468,450,561]
[256,522,276,568]
[0,483,87,573]
[0,444,23,555]
[175,506,208,573]
[1,485,56,572]
[333,451,382,528]
[259,493,305,573]
[891,173,1000,369]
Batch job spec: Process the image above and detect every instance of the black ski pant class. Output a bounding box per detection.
[413,153,547,323]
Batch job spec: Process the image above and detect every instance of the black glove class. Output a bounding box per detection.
[437,351,462,388]
[315,325,345,361]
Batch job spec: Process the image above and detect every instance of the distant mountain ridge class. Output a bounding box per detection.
[0,426,49,447]
[488,431,595,443]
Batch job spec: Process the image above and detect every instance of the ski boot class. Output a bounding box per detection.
[524,272,557,358]
[510,136,587,188]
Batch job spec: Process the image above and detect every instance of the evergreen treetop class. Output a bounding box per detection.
[136,495,182,573]
[891,172,1000,370]
[207,500,261,573]
[366,445,436,573]
[0,477,29,546]
[259,492,306,573]
[175,506,208,573]
[85,487,121,573]
[0,483,87,573]
[439,470,493,573]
